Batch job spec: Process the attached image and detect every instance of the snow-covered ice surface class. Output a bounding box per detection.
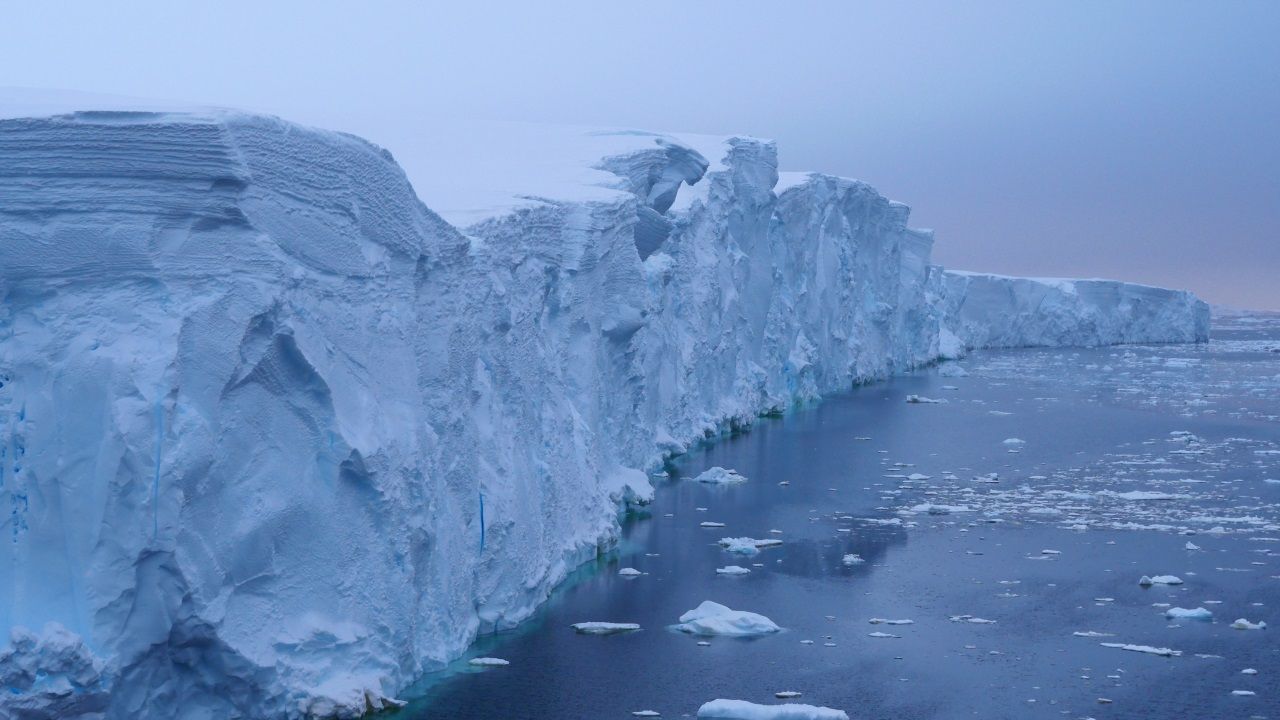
[0,93,1213,718]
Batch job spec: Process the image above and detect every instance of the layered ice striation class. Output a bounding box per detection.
[0,98,1208,718]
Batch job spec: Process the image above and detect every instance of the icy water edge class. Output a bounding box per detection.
[395,315,1279,720]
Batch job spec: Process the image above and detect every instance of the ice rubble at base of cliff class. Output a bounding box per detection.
[0,98,1209,718]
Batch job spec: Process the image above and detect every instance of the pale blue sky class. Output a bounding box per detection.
[4,1,1277,308]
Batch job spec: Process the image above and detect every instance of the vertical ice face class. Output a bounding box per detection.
[0,106,1209,719]
[0,110,475,717]
[635,154,943,458]
[939,270,1211,351]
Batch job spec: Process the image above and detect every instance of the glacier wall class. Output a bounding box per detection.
[939,270,1211,354]
[0,108,1207,719]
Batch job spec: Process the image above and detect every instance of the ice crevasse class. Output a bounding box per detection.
[0,96,1210,718]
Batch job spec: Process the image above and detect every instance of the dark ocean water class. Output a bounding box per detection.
[398,316,1280,719]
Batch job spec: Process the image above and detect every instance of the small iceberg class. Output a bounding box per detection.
[694,467,748,484]
[1138,575,1183,586]
[905,395,945,404]
[908,503,972,515]
[1101,642,1182,657]
[468,657,509,667]
[1102,490,1188,501]
[1164,607,1213,621]
[618,567,643,577]
[949,615,996,624]
[841,554,865,566]
[674,601,780,637]
[571,622,641,635]
[716,565,751,576]
[1230,618,1267,631]
[719,537,783,555]
[697,698,848,719]
[868,618,913,625]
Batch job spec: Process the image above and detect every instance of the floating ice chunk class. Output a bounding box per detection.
[938,363,968,377]
[716,565,751,576]
[718,537,783,555]
[1099,490,1189,501]
[1231,690,1256,696]
[694,467,748,484]
[1242,668,1258,675]
[1002,438,1026,446]
[868,618,914,625]
[841,554,865,566]
[1072,631,1114,637]
[949,615,996,624]
[865,518,903,527]
[675,601,781,637]
[618,567,643,577]
[905,395,946,404]
[1138,575,1183,586]
[867,631,900,638]
[633,711,661,717]
[1185,542,1201,550]
[571,622,641,635]
[1100,643,1182,657]
[697,698,848,719]
[906,473,931,481]
[1164,607,1213,621]
[775,691,802,699]
[908,503,972,515]
[701,522,727,528]
[468,657,509,666]
[1230,618,1267,631]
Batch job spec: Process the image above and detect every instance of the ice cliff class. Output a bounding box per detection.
[939,270,1210,354]
[0,100,1209,718]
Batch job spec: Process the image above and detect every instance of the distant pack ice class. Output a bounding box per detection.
[0,93,1209,719]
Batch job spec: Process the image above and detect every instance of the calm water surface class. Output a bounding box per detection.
[399,316,1280,719]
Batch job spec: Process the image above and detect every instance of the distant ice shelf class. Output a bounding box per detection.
[0,93,1209,719]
